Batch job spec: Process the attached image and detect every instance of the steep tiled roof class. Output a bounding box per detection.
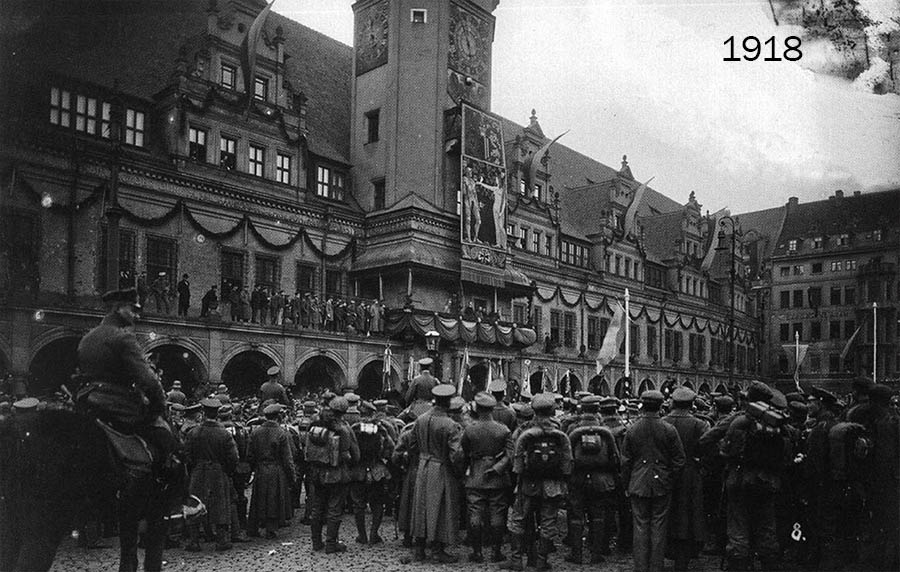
[500,116,682,240]
[768,189,899,256]
[4,0,352,164]
[734,205,786,260]
[640,210,686,263]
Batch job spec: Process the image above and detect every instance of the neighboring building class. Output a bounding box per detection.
[748,190,900,392]
[1,0,762,400]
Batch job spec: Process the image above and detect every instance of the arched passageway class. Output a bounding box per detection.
[147,344,207,399]
[614,377,633,399]
[638,378,656,394]
[699,382,711,394]
[356,360,400,400]
[529,371,545,396]
[558,371,581,397]
[293,355,346,397]
[467,363,489,394]
[714,384,728,394]
[29,337,81,397]
[223,350,277,398]
[682,381,694,390]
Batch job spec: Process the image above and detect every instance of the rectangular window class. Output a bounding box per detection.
[874,230,882,242]
[810,354,821,373]
[780,290,790,309]
[75,94,98,134]
[845,286,856,305]
[221,64,236,89]
[844,320,856,340]
[674,331,683,362]
[812,262,823,274]
[779,266,790,277]
[811,321,822,340]
[647,325,657,359]
[517,227,527,250]
[630,323,641,356]
[249,144,265,177]
[276,153,291,184]
[533,307,543,339]
[254,76,269,101]
[325,269,342,297]
[221,249,245,293]
[365,109,380,143]
[100,102,112,138]
[831,261,842,272]
[373,179,386,210]
[220,135,237,170]
[124,108,145,147]
[839,233,849,246]
[625,258,632,278]
[316,166,346,201]
[780,323,790,342]
[587,316,599,349]
[533,183,543,201]
[846,260,857,270]
[189,127,207,162]
[829,354,840,372]
[513,303,526,325]
[664,329,674,360]
[254,254,280,293]
[146,236,177,291]
[830,287,842,306]
[549,310,561,347]
[49,87,72,127]
[788,239,797,252]
[532,232,540,253]
[813,237,823,249]
[791,322,803,340]
[793,290,804,308]
[295,263,316,293]
[808,287,822,308]
[410,8,427,23]
[98,226,136,291]
[615,255,621,275]
[563,312,576,348]
[793,265,804,275]
[544,235,553,257]
[830,320,841,339]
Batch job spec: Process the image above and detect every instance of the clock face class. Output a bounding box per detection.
[449,5,490,84]
[355,1,389,76]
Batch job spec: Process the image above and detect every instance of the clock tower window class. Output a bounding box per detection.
[410,9,427,23]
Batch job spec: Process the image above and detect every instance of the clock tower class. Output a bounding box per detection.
[350,0,499,212]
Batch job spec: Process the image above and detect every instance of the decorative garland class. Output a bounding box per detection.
[12,169,105,213]
[182,206,246,240]
[119,198,184,227]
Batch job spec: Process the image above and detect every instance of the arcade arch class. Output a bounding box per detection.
[28,336,80,396]
[558,371,581,396]
[356,360,400,401]
[467,362,489,394]
[528,371,545,396]
[293,355,346,397]
[146,344,207,399]
[222,350,277,398]
[638,378,656,394]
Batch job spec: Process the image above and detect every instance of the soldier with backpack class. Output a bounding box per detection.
[305,396,360,554]
[350,401,395,545]
[566,395,620,565]
[504,393,573,571]
[295,401,319,525]
[461,392,511,563]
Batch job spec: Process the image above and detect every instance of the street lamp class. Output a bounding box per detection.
[716,216,738,390]
[104,98,124,291]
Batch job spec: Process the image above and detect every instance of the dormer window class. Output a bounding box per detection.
[813,236,823,249]
[316,166,346,201]
[254,76,269,101]
[50,87,72,127]
[124,109,145,147]
[533,183,543,201]
[788,239,797,252]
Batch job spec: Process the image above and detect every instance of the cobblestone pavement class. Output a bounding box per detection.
[50,516,729,572]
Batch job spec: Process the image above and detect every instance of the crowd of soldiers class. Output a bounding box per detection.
[150,356,900,572]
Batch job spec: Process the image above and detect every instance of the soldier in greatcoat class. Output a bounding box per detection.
[183,398,239,552]
[662,387,709,570]
[405,358,438,419]
[247,404,295,539]
[409,384,465,563]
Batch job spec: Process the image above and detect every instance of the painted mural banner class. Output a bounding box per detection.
[460,101,507,268]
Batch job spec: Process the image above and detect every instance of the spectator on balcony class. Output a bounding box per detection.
[227,286,239,321]
[200,285,218,318]
[177,273,191,318]
[356,301,368,335]
[335,299,347,333]
[369,299,383,334]
[271,290,286,326]
[239,288,251,322]
[324,297,335,331]
[311,296,322,330]
[290,292,302,329]
[301,293,312,328]
[150,272,170,314]
[136,272,149,308]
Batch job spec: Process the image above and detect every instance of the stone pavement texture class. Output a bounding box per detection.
[50,516,727,572]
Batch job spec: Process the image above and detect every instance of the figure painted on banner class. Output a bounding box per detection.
[478,174,506,248]
[463,164,481,243]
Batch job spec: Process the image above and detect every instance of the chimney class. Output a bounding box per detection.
[853,190,861,197]
[787,196,799,210]
[834,189,843,199]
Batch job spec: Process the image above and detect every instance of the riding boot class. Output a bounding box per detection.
[565,520,583,564]
[535,537,553,571]
[369,504,384,545]
[500,533,524,571]
[490,526,506,562]
[412,538,427,562]
[324,521,347,553]
[354,512,368,544]
[311,521,325,552]
[468,526,484,562]
[431,541,459,563]
[215,525,232,551]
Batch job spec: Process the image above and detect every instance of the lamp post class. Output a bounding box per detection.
[425,330,442,381]
[716,216,738,390]
[104,99,124,292]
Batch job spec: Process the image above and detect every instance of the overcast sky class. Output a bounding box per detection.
[279,0,900,214]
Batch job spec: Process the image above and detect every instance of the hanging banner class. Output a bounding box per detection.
[460,101,507,269]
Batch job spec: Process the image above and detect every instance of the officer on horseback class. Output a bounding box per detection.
[76,287,180,486]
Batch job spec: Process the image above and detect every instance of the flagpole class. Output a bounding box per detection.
[625,288,631,380]
[873,302,877,382]
[795,330,800,392]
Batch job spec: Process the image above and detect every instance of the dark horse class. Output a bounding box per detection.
[0,408,180,571]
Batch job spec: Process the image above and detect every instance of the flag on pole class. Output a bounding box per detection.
[782,340,809,392]
[526,131,569,192]
[382,344,392,396]
[623,177,654,238]
[487,358,493,391]
[521,359,533,400]
[240,0,275,113]
[563,369,572,398]
[841,322,863,361]
[596,301,626,374]
[458,346,470,396]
